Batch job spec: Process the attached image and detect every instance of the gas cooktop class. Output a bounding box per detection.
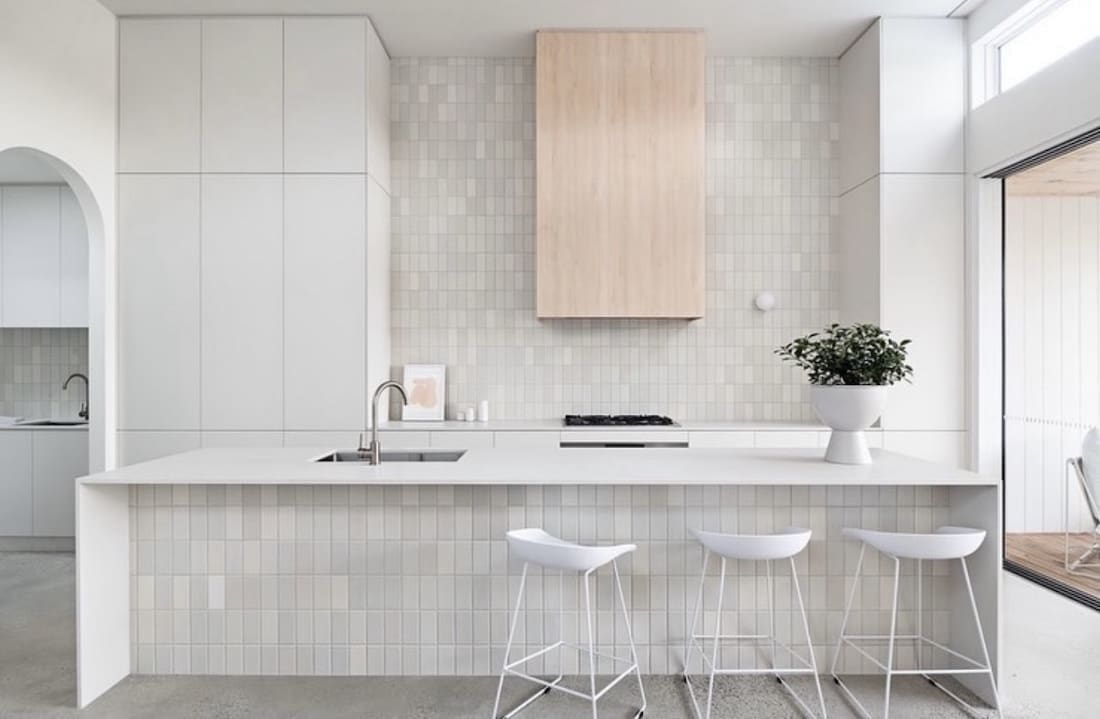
[563,414,677,427]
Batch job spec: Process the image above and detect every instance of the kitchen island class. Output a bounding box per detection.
[76,447,1000,708]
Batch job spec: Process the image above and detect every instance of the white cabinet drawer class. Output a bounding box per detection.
[377,431,431,449]
[0,432,33,536]
[430,431,494,449]
[559,430,689,445]
[753,431,825,448]
[494,431,561,449]
[688,431,754,448]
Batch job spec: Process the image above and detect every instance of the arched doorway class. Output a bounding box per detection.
[0,147,111,474]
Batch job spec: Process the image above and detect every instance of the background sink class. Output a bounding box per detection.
[315,449,466,463]
[15,418,89,426]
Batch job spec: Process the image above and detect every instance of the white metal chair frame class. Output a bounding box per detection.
[682,550,827,719]
[491,559,646,719]
[829,540,1003,719]
[1064,457,1100,576]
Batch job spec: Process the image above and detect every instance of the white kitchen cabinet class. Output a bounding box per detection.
[430,431,494,449]
[284,175,366,431]
[376,431,431,449]
[366,20,391,192]
[285,431,362,449]
[201,431,283,449]
[493,431,561,449]
[0,432,33,536]
[365,177,391,414]
[687,431,754,448]
[59,188,88,327]
[201,18,283,172]
[117,430,201,466]
[118,175,201,430]
[753,431,825,448]
[284,18,366,173]
[200,175,283,430]
[1,186,60,327]
[32,431,87,537]
[119,19,201,172]
[879,174,965,431]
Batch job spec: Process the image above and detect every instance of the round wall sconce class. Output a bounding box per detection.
[754,291,776,312]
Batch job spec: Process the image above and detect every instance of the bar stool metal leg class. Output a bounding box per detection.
[705,558,728,719]
[583,569,598,719]
[883,557,901,718]
[683,549,710,679]
[493,563,529,719]
[612,560,647,717]
[790,556,829,719]
[830,543,865,679]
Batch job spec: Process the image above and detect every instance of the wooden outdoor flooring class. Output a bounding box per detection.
[1006,532,1100,599]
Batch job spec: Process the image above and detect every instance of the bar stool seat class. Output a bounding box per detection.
[492,528,646,719]
[842,526,986,560]
[684,527,827,719]
[831,526,1002,719]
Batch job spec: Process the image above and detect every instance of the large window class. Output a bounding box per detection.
[998,0,1100,92]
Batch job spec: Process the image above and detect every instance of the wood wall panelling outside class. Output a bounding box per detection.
[536,31,705,319]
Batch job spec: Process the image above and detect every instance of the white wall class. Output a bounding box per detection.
[0,0,117,471]
[1004,194,1099,533]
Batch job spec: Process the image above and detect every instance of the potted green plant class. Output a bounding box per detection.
[776,323,913,464]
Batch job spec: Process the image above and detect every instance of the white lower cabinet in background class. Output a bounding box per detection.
[0,433,34,536]
[32,432,87,536]
[493,431,560,449]
[0,431,87,538]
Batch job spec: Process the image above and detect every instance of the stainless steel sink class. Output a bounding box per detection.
[15,418,89,426]
[315,449,466,463]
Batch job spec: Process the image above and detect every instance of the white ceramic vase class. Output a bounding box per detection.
[811,385,888,464]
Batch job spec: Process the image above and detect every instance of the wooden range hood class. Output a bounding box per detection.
[535,30,705,319]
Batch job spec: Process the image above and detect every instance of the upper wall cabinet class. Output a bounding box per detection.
[840,19,966,193]
[119,19,202,172]
[366,21,391,192]
[536,31,705,319]
[202,18,284,172]
[0,186,88,328]
[284,18,367,173]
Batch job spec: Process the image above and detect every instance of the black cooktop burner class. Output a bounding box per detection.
[564,414,676,427]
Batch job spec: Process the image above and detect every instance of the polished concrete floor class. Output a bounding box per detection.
[0,551,1043,718]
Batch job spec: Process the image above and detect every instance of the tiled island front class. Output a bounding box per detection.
[77,448,999,709]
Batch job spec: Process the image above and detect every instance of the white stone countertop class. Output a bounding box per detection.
[379,419,828,431]
[79,447,994,486]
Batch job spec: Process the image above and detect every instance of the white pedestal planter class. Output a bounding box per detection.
[811,385,888,464]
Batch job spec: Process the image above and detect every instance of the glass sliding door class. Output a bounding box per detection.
[1003,136,1100,608]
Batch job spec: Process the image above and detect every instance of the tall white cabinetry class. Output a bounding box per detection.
[838,19,967,466]
[116,17,392,463]
[0,185,89,328]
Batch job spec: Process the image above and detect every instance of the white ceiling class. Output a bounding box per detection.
[98,0,976,57]
[0,149,67,184]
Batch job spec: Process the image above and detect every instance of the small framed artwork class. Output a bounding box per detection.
[402,364,446,421]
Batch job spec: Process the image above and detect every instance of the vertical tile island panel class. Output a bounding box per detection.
[130,484,950,676]
[391,58,840,421]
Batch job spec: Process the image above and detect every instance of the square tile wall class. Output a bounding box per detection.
[0,328,89,419]
[391,57,839,421]
[130,484,953,676]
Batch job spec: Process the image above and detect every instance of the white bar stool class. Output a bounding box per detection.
[830,526,1002,719]
[683,527,827,719]
[491,528,646,719]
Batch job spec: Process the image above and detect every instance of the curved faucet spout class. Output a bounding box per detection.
[366,381,409,465]
[62,373,89,421]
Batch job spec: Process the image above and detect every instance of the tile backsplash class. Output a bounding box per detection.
[0,328,88,420]
[391,57,839,422]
